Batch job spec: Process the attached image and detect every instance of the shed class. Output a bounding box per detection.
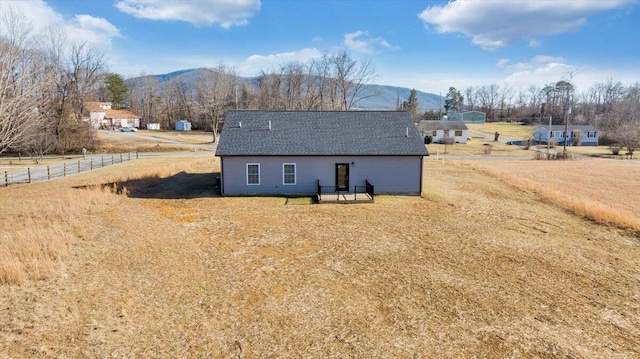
[175,120,192,131]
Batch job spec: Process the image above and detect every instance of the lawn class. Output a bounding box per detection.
[1,155,638,358]
[467,121,535,140]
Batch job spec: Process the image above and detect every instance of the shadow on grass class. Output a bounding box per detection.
[75,171,221,199]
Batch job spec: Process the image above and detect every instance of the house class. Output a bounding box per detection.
[446,111,486,123]
[215,111,429,198]
[83,102,141,129]
[533,125,599,146]
[175,120,192,131]
[416,120,469,144]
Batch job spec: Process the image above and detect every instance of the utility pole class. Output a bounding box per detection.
[547,115,552,159]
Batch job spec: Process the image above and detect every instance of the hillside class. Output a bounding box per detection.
[126,68,443,111]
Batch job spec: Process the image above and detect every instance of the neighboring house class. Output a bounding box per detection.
[533,125,599,146]
[83,102,140,129]
[446,111,486,123]
[215,110,429,197]
[416,120,469,144]
[175,120,192,131]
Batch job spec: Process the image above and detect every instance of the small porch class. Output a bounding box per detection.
[316,180,375,204]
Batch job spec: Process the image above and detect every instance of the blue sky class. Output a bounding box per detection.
[2,0,639,95]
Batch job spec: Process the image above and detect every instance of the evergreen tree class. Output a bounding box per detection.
[444,86,464,112]
[105,73,129,109]
[405,88,419,119]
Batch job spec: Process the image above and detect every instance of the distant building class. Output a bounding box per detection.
[533,125,599,146]
[175,120,192,131]
[446,111,486,123]
[83,102,141,129]
[416,120,469,144]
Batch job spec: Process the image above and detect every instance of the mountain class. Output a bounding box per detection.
[126,68,443,112]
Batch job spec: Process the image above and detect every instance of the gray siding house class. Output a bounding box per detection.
[215,111,429,197]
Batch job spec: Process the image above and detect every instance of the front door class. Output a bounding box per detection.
[335,163,349,192]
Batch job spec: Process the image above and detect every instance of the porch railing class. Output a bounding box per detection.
[317,180,375,202]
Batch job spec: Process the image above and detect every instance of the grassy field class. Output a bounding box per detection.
[135,129,216,144]
[467,122,535,140]
[1,155,639,358]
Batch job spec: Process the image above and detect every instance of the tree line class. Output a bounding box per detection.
[437,79,640,148]
[1,6,638,157]
[125,52,376,141]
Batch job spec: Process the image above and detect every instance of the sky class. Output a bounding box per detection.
[1,0,639,96]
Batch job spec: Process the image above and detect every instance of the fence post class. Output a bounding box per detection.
[28,168,31,183]
[77,161,81,173]
[4,171,7,187]
[128,152,131,161]
[90,158,93,170]
[63,163,66,177]
[47,166,50,180]
[111,155,114,165]
[102,156,104,167]
[136,152,139,159]
[120,153,123,163]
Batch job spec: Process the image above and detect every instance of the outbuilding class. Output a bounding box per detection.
[175,120,192,131]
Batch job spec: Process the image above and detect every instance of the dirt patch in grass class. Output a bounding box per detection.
[1,156,639,357]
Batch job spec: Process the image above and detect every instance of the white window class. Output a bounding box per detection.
[588,131,596,138]
[283,163,296,185]
[454,130,463,136]
[246,163,260,185]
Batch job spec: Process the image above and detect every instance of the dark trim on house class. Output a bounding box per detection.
[220,157,225,195]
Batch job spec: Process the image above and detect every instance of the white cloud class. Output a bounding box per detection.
[0,0,120,48]
[419,0,632,50]
[496,59,510,69]
[343,30,394,54]
[115,0,261,28]
[236,48,323,76]
[65,15,121,47]
[529,39,541,48]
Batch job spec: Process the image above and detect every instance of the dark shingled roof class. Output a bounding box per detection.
[216,110,429,157]
[416,120,468,131]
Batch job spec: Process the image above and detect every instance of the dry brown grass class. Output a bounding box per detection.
[136,129,215,144]
[467,159,640,232]
[467,122,535,140]
[426,137,532,157]
[1,155,639,358]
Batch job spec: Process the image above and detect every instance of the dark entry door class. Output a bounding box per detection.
[335,163,349,192]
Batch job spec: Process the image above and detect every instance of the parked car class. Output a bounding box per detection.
[120,127,137,132]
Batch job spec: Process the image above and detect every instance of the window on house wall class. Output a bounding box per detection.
[588,131,596,138]
[432,130,437,136]
[455,130,462,136]
[283,163,296,185]
[246,163,260,185]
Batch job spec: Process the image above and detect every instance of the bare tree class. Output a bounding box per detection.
[331,51,376,110]
[195,65,235,142]
[0,7,46,154]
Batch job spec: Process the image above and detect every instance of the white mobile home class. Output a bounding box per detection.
[533,125,599,146]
